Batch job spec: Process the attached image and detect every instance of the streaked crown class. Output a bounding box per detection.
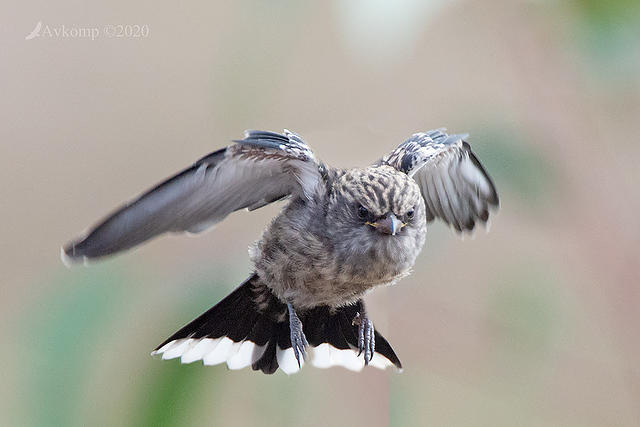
[332,165,421,217]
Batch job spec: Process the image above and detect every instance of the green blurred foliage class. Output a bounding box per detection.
[572,0,640,85]
[131,275,231,427]
[25,266,127,427]
[23,266,237,427]
[133,361,219,427]
[574,0,640,30]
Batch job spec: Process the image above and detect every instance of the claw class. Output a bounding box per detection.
[288,303,308,368]
[354,311,375,365]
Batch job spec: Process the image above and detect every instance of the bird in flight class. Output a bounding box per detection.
[62,128,498,374]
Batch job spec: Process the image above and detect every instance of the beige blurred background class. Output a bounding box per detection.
[2,1,640,426]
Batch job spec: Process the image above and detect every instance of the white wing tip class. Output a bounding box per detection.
[60,247,75,268]
[60,246,92,268]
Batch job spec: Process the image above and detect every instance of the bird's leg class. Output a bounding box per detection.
[287,303,309,368]
[353,308,375,365]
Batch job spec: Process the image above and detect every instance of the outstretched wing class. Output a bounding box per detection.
[63,129,321,264]
[380,129,499,232]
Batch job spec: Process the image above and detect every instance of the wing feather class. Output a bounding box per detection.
[380,129,498,233]
[63,130,321,263]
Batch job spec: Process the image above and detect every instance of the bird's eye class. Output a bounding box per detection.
[357,205,369,219]
[406,208,415,219]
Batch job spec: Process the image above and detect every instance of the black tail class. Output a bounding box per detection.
[152,274,402,374]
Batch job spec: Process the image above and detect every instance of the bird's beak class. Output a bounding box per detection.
[367,213,405,236]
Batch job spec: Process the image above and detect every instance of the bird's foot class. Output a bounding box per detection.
[353,311,375,365]
[287,303,308,368]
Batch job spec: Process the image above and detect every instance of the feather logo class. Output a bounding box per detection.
[25,21,42,40]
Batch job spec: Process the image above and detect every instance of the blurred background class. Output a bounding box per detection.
[2,1,640,426]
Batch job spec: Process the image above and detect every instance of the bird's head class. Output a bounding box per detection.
[326,165,426,272]
[328,165,423,234]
